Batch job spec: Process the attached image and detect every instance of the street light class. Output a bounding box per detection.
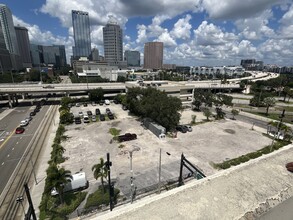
[158,148,171,194]
[127,145,140,203]
[271,109,285,151]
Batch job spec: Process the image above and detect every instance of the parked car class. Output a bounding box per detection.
[100,114,105,121]
[75,117,81,124]
[92,102,96,106]
[20,120,29,127]
[76,103,80,107]
[107,112,114,120]
[105,99,110,105]
[15,127,25,134]
[95,108,101,115]
[87,110,93,116]
[83,115,90,123]
[105,108,111,114]
[122,105,128,110]
[183,125,192,132]
[83,103,88,107]
[25,116,33,122]
[118,133,137,142]
[176,125,188,133]
[113,99,119,104]
[30,111,36,116]
[99,100,105,106]
[92,115,96,122]
[79,112,83,117]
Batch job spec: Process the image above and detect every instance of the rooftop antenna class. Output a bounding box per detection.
[108,15,117,25]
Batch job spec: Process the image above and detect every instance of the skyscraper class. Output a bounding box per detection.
[144,42,163,69]
[0,27,12,72]
[72,10,91,59]
[15,26,32,68]
[103,21,123,65]
[0,4,21,70]
[124,50,140,67]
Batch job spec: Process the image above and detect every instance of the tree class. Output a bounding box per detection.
[89,88,104,102]
[191,115,197,124]
[287,90,293,103]
[47,166,72,204]
[231,109,239,120]
[203,108,212,121]
[60,97,72,108]
[117,75,127,82]
[263,97,276,115]
[92,158,108,192]
[283,86,291,102]
[215,107,226,119]
[50,143,66,164]
[60,110,74,124]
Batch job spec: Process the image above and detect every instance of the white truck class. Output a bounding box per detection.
[51,172,89,196]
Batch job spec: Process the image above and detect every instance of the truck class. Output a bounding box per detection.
[51,172,89,196]
[118,133,137,142]
[142,118,166,138]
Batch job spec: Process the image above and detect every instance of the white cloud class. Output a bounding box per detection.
[156,30,177,47]
[235,10,275,40]
[136,24,148,44]
[202,0,283,19]
[170,14,192,40]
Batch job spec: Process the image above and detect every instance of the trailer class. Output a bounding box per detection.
[51,172,89,196]
[142,118,166,138]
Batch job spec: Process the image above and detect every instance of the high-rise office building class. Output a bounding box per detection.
[72,10,91,59]
[90,48,99,61]
[124,50,140,67]
[0,4,21,70]
[30,44,42,67]
[0,27,12,72]
[103,22,123,65]
[144,42,163,69]
[15,26,32,68]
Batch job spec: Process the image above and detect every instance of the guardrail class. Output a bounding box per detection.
[0,104,58,219]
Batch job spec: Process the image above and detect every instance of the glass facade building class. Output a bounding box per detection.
[124,50,140,67]
[15,26,32,68]
[72,10,91,59]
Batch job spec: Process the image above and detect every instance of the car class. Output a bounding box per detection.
[92,102,96,106]
[75,117,81,124]
[105,108,111,114]
[79,112,84,117]
[107,112,114,120]
[20,120,29,127]
[15,127,25,134]
[83,115,90,123]
[122,105,128,110]
[105,99,110,105]
[113,99,119,104]
[76,103,80,107]
[95,108,101,115]
[100,114,105,121]
[25,116,33,122]
[83,103,88,107]
[87,110,93,116]
[92,115,96,122]
[176,125,188,133]
[183,125,192,132]
[30,112,36,116]
[99,100,105,106]
[118,133,137,142]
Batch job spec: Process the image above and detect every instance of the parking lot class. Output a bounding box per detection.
[62,102,272,197]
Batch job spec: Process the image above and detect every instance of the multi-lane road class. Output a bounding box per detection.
[0,102,50,195]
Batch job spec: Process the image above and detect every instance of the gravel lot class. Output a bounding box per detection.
[62,103,272,196]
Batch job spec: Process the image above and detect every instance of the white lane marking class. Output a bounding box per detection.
[1,162,4,165]
[20,137,22,139]
[12,147,14,151]
[7,154,10,158]
[16,142,18,145]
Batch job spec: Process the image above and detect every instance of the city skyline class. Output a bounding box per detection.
[2,0,293,67]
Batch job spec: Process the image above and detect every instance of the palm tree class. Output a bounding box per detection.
[92,158,108,192]
[263,97,276,115]
[50,144,66,164]
[231,109,239,120]
[47,166,72,204]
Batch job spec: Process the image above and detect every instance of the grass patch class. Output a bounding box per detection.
[118,144,125,149]
[109,127,121,136]
[84,186,120,211]
[213,140,291,170]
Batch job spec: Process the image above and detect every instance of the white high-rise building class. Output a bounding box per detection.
[103,21,123,65]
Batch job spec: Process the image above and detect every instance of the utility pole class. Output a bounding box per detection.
[271,109,285,151]
[158,148,162,193]
[129,151,134,203]
[24,183,37,220]
[106,153,113,211]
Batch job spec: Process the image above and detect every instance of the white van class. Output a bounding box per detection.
[105,99,110,105]
[83,115,89,123]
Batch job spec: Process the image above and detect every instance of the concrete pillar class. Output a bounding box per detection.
[8,94,12,108]
[15,94,18,105]
[12,94,15,106]
[22,93,25,100]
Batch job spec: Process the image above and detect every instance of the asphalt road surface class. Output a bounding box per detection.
[0,103,50,195]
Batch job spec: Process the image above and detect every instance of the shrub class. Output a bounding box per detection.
[109,128,121,136]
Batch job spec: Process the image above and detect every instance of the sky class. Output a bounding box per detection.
[2,0,293,67]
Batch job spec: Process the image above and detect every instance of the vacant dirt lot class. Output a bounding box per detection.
[62,103,272,196]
